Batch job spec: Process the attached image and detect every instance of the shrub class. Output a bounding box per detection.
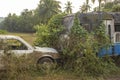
[60,13,118,77]
[35,13,66,49]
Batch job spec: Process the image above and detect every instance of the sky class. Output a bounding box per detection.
[0,0,98,17]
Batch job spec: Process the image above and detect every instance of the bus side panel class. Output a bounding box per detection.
[98,46,113,57]
[114,43,120,56]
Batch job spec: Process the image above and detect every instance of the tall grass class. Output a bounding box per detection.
[0,52,81,80]
[0,53,36,80]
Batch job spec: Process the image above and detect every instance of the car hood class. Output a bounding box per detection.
[34,46,58,53]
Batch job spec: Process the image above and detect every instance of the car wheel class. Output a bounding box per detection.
[37,57,54,71]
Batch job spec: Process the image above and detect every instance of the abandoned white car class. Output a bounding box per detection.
[0,35,60,68]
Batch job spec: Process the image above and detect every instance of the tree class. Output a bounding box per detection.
[85,0,91,13]
[102,2,114,12]
[35,0,62,24]
[112,4,120,12]
[64,1,73,14]
[18,9,36,32]
[0,0,62,33]
[86,0,89,5]
[35,13,66,48]
[80,2,91,13]
[92,0,106,11]
[91,0,95,4]
[114,0,120,4]
[101,0,120,12]
[2,13,19,32]
[1,9,36,33]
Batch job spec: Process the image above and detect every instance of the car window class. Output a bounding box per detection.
[115,33,120,43]
[6,39,28,50]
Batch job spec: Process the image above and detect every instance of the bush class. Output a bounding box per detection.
[60,13,118,77]
[35,13,66,49]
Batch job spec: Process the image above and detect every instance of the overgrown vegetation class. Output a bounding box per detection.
[35,12,120,79]
[112,4,120,12]
[0,45,81,80]
[0,54,35,80]
[0,12,120,80]
[35,13,66,49]
[0,41,57,80]
[96,1,120,12]
[60,13,118,78]
[0,0,120,80]
[0,40,36,80]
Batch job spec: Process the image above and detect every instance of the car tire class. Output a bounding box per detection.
[37,57,54,71]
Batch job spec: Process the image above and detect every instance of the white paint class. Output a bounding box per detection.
[104,19,115,42]
[35,47,58,53]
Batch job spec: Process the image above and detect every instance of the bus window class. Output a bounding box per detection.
[115,33,120,43]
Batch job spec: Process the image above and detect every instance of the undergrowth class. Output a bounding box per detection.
[35,12,120,79]
[0,13,120,80]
